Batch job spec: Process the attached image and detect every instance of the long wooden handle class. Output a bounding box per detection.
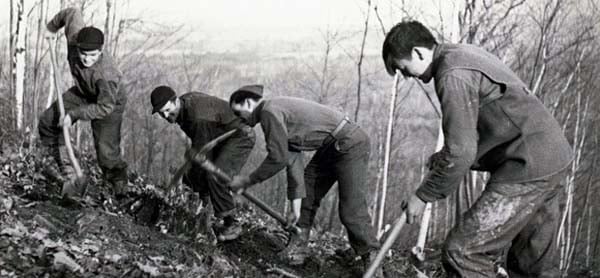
[167,129,238,189]
[47,38,83,178]
[412,203,432,261]
[200,159,300,234]
[363,212,407,278]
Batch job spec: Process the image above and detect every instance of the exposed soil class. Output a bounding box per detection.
[0,148,445,278]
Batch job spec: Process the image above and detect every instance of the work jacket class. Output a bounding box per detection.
[47,8,126,121]
[416,43,573,202]
[245,97,348,185]
[176,92,254,150]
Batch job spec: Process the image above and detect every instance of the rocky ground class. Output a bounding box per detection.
[0,145,446,278]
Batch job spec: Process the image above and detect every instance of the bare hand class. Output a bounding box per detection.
[405,194,427,224]
[59,114,72,127]
[229,175,251,194]
[286,210,300,229]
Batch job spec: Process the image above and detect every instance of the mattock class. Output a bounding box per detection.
[168,129,301,235]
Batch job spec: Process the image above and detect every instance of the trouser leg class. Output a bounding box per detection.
[91,105,128,184]
[334,130,380,256]
[297,150,336,229]
[39,88,87,190]
[207,135,254,217]
[442,176,562,278]
[38,88,86,165]
[506,174,563,278]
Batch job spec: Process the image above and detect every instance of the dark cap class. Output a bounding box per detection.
[229,84,264,105]
[77,26,104,51]
[150,86,177,114]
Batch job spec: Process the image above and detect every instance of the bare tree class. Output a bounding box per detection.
[10,0,27,131]
[354,0,372,121]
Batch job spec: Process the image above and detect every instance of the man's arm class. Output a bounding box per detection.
[68,79,118,121]
[47,8,84,45]
[248,110,289,184]
[415,72,480,202]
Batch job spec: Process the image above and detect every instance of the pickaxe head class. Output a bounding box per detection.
[168,129,237,189]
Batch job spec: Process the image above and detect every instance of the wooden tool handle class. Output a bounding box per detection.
[47,38,83,178]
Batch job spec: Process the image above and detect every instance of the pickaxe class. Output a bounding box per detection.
[47,37,87,197]
[168,129,301,234]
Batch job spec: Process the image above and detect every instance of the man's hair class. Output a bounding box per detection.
[229,84,264,106]
[382,21,437,75]
[229,91,262,106]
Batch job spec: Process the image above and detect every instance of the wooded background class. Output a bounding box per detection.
[1,0,599,275]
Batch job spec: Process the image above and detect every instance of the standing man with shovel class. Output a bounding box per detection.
[39,8,128,198]
[380,21,573,277]
[150,85,255,241]
[228,85,382,276]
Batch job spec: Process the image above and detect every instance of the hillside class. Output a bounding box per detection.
[0,144,444,278]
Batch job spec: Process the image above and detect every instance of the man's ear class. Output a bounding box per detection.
[414,47,424,60]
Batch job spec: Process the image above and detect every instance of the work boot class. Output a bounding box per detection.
[111,180,128,199]
[361,250,384,278]
[40,146,63,183]
[280,227,310,265]
[217,216,242,241]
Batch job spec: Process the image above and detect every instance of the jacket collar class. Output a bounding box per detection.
[175,97,186,124]
[247,100,266,127]
[428,43,445,80]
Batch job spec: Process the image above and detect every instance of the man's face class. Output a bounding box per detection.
[231,99,255,125]
[158,99,180,123]
[78,49,102,68]
[391,48,430,81]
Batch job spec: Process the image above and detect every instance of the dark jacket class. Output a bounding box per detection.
[176,92,254,150]
[47,8,126,121]
[416,43,573,202]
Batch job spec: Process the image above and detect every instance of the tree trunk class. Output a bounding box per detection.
[161,140,169,185]
[12,0,26,131]
[30,0,46,146]
[376,73,400,238]
[104,0,112,52]
[9,0,15,129]
[353,0,370,121]
[145,116,155,175]
[327,185,339,233]
[371,124,384,226]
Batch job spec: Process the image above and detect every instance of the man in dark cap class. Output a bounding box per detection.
[382,21,573,277]
[228,85,382,276]
[39,8,128,198]
[150,85,255,241]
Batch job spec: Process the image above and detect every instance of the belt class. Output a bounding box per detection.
[331,117,350,138]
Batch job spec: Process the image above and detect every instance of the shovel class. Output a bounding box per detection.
[47,38,87,197]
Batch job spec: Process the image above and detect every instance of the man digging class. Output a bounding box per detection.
[39,7,129,198]
[382,21,573,278]
[150,85,255,241]
[228,85,382,276]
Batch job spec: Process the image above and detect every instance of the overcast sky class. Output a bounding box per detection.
[0,0,368,40]
[0,0,456,52]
